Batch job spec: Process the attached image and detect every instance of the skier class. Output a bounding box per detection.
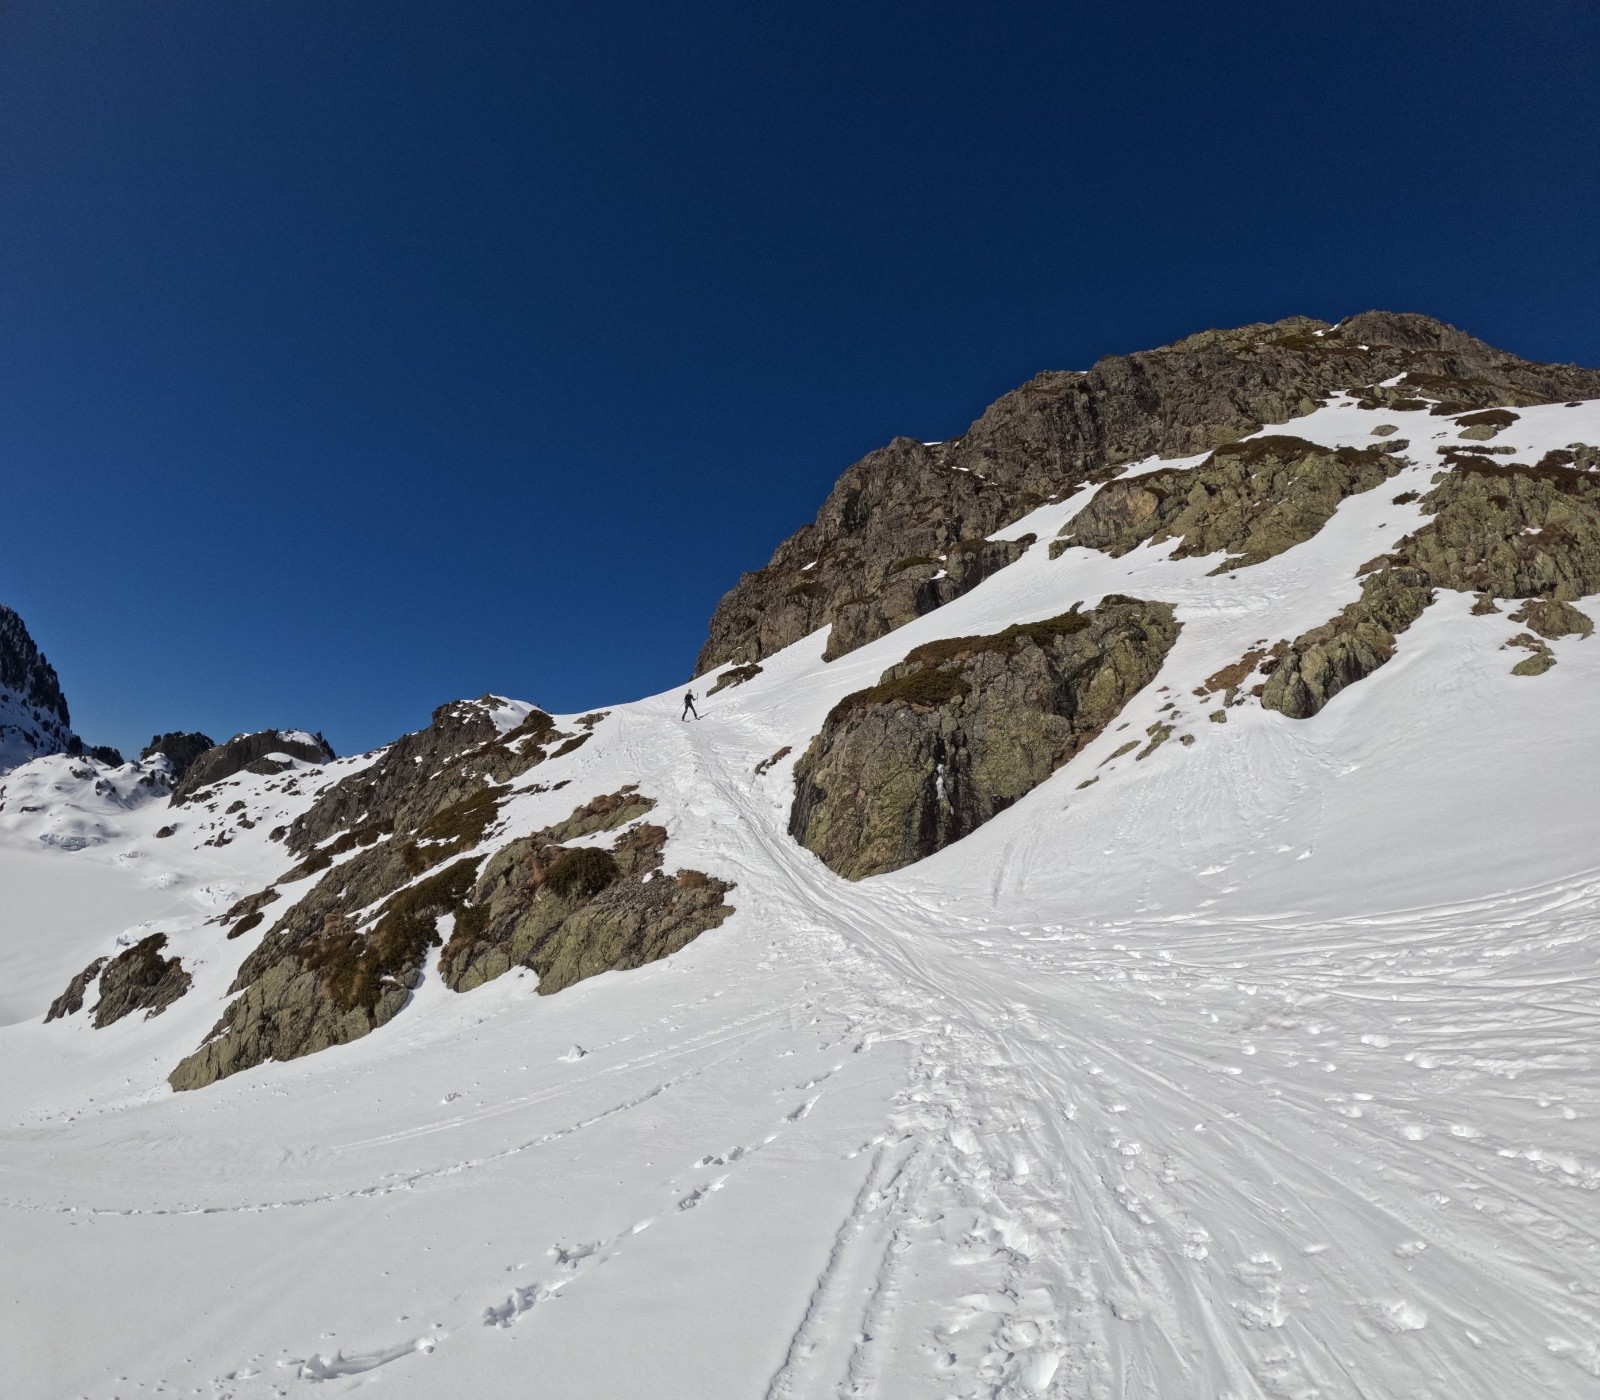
[682,689,700,721]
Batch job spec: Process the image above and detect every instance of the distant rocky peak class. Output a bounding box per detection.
[0,603,77,773]
[0,603,70,728]
[169,729,337,806]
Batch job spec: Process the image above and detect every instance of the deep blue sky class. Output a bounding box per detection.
[3,2,1597,758]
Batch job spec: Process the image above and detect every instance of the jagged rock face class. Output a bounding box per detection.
[0,603,76,769]
[822,535,1035,662]
[46,935,192,1028]
[169,775,531,1088]
[440,791,734,997]
[284,699,565,855]
[0,604,70,728]
[697,313,1600,673]
[44,957,108,1022]
[169,702,574,1088]
[171,729,335,805]
[790,597,1180,879]
[1261,568,1436,720]
[141,732,216,784]
[1053,436,1406,570]
[169,859,480,1091]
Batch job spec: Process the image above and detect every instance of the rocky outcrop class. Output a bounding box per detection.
[46,935,192,1028]
[44,957,107,1022]
[1397,459,1600,601]
[697,314,1600,673]
[1262,455,1600,718]
[1052,436,1406,570]
[166,694,726,1089]
[170,783,733,1091]
[169,859,479,1091]
[168,700,584,1088]
[171,729,335,805]
[1509,598,1593,640]
[1261,568,1436,719]
[91,935,192,1026]
[439,790,733,996]
[708,663,762,695]
[141,732,216,784]
[790,596,1180,879]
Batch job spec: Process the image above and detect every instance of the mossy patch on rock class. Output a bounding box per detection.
[1052,436,1406,571]
[542,846,621,900]
[790,596,1180,879]
[304,859,481,1015]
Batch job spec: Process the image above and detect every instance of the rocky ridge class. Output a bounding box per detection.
[170,729,336,805]
[166,700,730,1091]
[697,313,1600,675]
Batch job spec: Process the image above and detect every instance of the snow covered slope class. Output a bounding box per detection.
[3,391,1600,1399]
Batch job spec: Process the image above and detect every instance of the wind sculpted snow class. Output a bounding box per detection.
[1,390,1599,1397]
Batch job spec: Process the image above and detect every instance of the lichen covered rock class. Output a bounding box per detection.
[1260,568,1435,719]
[789,596,1180,879]
[1399,460,1600,601]
[439,795,733,997]
[1053,435,1406,569]
[1508,598,1594,640]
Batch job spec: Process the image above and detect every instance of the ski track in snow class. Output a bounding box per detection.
[3,395,1600,1397]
